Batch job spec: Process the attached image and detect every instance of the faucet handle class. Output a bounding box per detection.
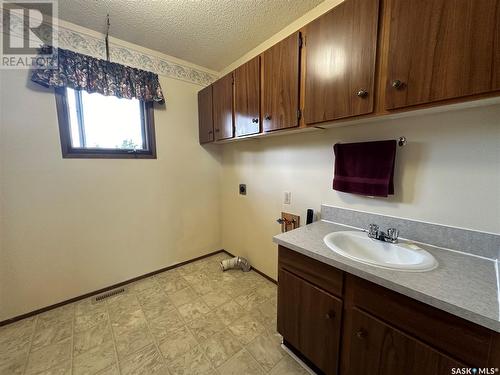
[368,224,379,238]
[386,228,399,242]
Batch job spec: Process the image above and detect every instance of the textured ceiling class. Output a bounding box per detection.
[57,0,323,71]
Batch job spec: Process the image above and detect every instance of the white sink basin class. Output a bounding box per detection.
[323,231,437,272]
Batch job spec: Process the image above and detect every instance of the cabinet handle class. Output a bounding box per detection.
[356,329,367,339]
[325,311,336,319]
[252,118,259,123]
[356,89,368,98]
[215,129,220,133]
[392,79,404,89]
[208,130,213,134]
[265,115,272,121]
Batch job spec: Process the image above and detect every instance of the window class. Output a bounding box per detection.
[55,88,156,158]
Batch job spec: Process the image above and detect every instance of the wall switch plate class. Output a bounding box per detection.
[239,184,247,195]
[283,191,291,204]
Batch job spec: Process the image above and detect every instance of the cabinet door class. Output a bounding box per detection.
[344,308,464,375]
[213,73,234,140]
[198,85,214,144]
[262,32,301,132]
[234,56,260,137]
[385,0,500,109]
[278,268,342,375]
[304,0,379,124]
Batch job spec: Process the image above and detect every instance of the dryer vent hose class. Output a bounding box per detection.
[220,257,251,272]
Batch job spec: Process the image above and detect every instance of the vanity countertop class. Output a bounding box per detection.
[273,220,500,333]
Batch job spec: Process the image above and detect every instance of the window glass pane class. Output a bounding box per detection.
[67,88,145,150]
[67,89,81,147]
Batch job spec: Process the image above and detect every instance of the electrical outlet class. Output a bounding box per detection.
[239,184,247,195]
[283,191,291,205]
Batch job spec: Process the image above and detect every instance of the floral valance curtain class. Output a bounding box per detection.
[31,46,165,103]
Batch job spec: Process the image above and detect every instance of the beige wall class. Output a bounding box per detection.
[0,71,221,321]
[220,104,500,280]
[0,70,5,317]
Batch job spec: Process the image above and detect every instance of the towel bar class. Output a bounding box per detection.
[335,137,407,147]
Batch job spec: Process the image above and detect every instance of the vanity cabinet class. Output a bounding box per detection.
[277,245,500,375]
[303,0,379,124]
[384,0,500,109]
[234,56,261,137]
[344,308,463,374]
[212,73,234,140]
[262,32,302,132]
[197,85,214,144]
[278,269,342,375]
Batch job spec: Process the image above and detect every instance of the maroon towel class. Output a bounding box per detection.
[333,140,396,197]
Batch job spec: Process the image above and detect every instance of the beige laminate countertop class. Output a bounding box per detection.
[273,220,500,333]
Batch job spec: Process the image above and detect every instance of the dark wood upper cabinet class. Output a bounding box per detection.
[234,56,260,137]
[304,0,379,124]
[385,0,500,110]
[197,85,214,144]
[262,32,301,132]
[278,268,342,375]
[344,308,463,375]
[213,73,234,140]
[197,0,500,144]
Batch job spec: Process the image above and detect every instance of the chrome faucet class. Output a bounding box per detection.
[367,224,399,243]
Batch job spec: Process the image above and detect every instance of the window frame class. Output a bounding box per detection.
[55,88,156,159]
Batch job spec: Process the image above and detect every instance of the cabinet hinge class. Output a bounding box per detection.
[297,109,302,120]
